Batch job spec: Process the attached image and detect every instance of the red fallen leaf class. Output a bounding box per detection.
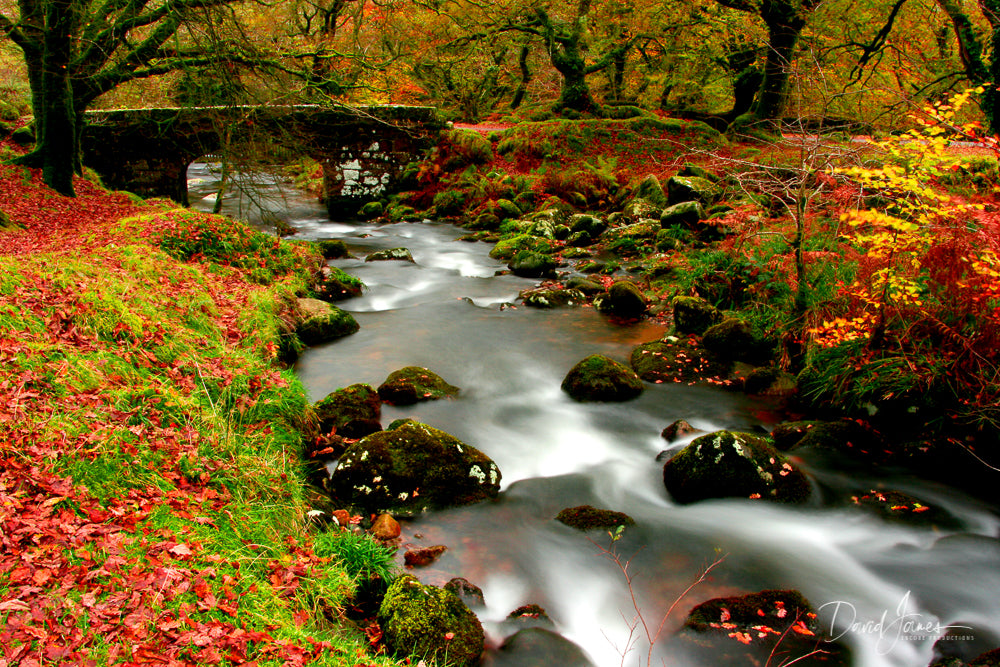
[0,599,30,612]
[169,543,193,557]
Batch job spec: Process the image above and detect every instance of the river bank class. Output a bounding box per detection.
[0,147,403,665]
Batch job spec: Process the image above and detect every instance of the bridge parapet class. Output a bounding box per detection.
[82,105,444,218]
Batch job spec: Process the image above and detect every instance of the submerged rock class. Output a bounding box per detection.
[404,545,447,567]
[561,354,644,402]
[378,575,484,667]
[295,298,359,345]
[370,513,401,540]
[555,505,635,531]
[377,366,460,405]
[663,430,811,503]
[503,604,554,630]
[493,628,596,667]
[365,247,414,262]
[328,421,500,512]
[314,383,381,439]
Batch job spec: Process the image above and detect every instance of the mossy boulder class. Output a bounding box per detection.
[509,250,558,278]
[378,575,485,667]
[630,338,731,384]
[622,197,662,221]
[676,589,849,666]
[565,276,604,295]
[663,430,811,503]
[603,219,660,244]
[660,201,705,228]
[561,354,644,402]
[520,286,586,308]
[770,419,887,461]
[12,125,34,145]
[678,163,720,182]
[594,281,647,318]
[633,174,669,208]
[555,505,635,531]
[496,198,523,220]
[295,298,359,345]
[432,188,467,216]
[358,200,384,220]
[314,383,382,439]
[314,267,364,301]
[329,421,500,512]
[672,296,721,334]
[527,218,559,239]
[568,214,607,238]
[365,247,414,263]
[377,366,460,405]
[316,239,352,259]
[702,317,759,362]
[666,175,719,205]
[489,234,555,261]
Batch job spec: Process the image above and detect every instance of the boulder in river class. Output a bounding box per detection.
[594,280,647,318]
[630,337,731,384]
[295,297,359,345]
[509,250,558,278]
[365,247,414,262]
[314,383,382,439]
[314,266,363,301]
[520,286,586,308]
[445,577,485,608]
[663,430,811,503]
[378,575,485,667]
[561,354,644,402]
[377,366,460,405]
[328,421,500,512]
[674,588,850,666]
[555,505,635,531]
[661,419,701,442]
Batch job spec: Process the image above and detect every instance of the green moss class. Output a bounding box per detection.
[488,234,555,260]
[561,354,644,402]
[377,366,460,405]
[378,575,485,667]
[555,505,635,531]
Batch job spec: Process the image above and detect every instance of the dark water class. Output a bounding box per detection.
[190,162,1000,667]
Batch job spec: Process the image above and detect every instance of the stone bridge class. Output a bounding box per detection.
[81,105,444,218]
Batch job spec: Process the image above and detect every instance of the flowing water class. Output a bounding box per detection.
[190,162,1000,667]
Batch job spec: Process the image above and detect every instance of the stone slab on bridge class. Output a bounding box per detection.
[81,105,445,218]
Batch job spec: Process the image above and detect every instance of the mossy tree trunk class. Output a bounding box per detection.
[510,44,531,109]
[935,0,1000,135]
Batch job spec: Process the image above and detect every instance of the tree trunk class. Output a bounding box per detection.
[38,0,78,196]
[553,50,595,112]
[982,0,1000,135]
[754,2,806,124]
[511,45,531,109]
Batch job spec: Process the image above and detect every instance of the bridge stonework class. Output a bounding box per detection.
[81,105,444,218]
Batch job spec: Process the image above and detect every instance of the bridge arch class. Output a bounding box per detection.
[81,105,444,218]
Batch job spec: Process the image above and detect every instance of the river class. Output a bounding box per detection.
[188,161,1000,667]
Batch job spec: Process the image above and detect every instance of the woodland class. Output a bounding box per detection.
[2,0,1000,665]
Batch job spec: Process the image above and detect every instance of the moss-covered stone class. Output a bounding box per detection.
[622,197,662,222]
[603,219,660,244]
[672,296,721,334]
[568,213,607,237]
[496,198,523,220]
[12,125,34,145]
[663,430,811,503]
[378,575,485,667]
[432,188,467,217]
[678,163,720,182]
[630,337,731,384]
[520,286,586,308]
[660,201,705,228]
[562,354,644,402]
[358,200,384,220]
[594,280,647,318]
[633,174,669,208]
[560,278,597,297]
[770,419,887,460]
[314,267,364,301]
[509,250,558,278]
[667,175,719,205]
[295,297,359,345]
[555,505,635,531]
[377,366,460,405]
[489,234,555,261]
[702,317,757,361]
[330,421,500,512]
[316,239,352,259]
[365,247,414,263]
[314,383,381,439]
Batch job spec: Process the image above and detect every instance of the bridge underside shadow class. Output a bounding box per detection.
[82,105,444,218]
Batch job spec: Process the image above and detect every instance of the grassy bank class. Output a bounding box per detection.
[0,158,401,665]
